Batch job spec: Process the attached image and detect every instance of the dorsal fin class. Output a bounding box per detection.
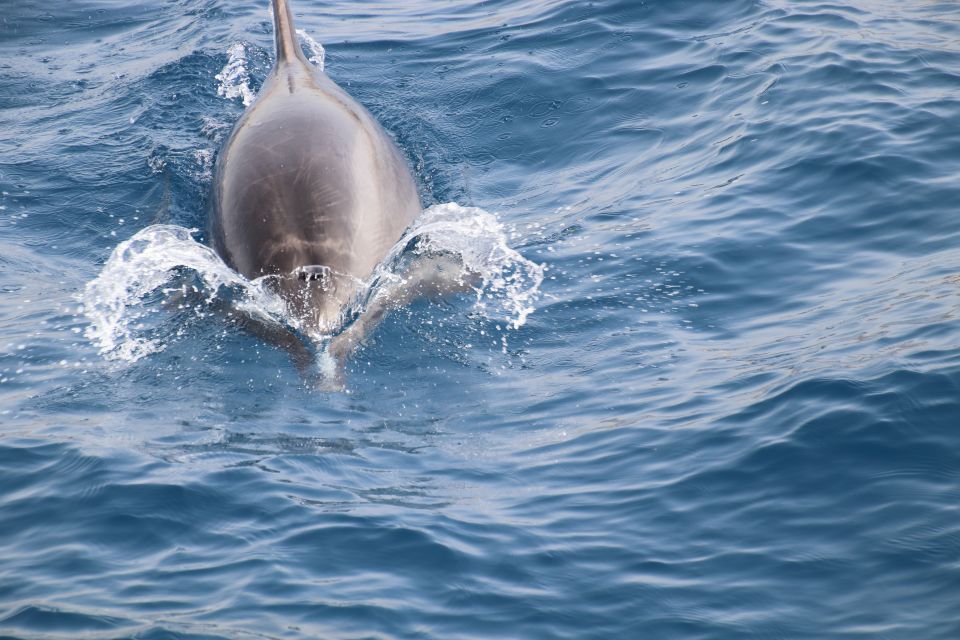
[272,0,306,64]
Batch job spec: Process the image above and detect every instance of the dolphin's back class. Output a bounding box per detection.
[211,1,420,287]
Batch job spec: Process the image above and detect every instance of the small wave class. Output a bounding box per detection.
[215,32,325,109]
[296,29,326,71]
[215,43,255,106]
[80,205,543,364]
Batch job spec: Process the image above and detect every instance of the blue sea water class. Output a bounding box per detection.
[2,0,960,637]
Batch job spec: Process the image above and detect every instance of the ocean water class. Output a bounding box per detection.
[2,0,960,637]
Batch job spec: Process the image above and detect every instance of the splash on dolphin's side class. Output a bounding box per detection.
[80,203,544,365]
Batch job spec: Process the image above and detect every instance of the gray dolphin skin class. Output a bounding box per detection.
[210,0,421,342]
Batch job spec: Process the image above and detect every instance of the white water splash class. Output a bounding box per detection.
[378,204,544,329]
[215,43,255,106]
[193,149,214,181]
[80,205,543,363]
[81,226,286,362]
[215,32,324,108]
[296,29,326,71]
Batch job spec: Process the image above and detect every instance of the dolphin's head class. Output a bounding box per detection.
[271,266,359,337]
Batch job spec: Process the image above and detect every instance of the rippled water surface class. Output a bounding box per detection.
[2,0,960,638]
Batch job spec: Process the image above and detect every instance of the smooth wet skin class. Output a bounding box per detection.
[211,0,420,334]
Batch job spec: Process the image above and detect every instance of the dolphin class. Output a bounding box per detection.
[210,0,422,366]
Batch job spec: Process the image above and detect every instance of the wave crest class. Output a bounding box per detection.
[215,43,255,106]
